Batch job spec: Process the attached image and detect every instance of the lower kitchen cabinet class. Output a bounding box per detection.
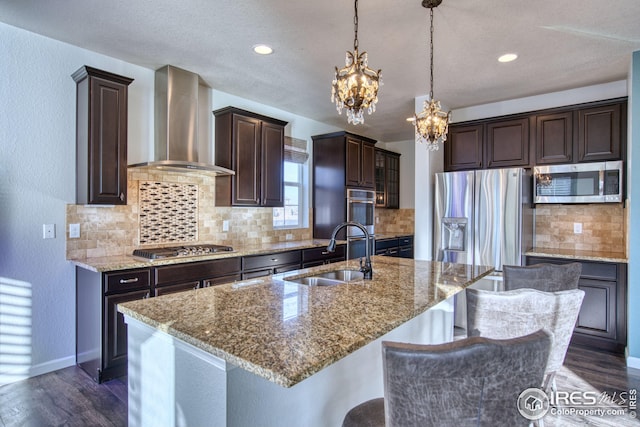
[302,244,346,268]
[375,235,414,259]
[152,257,242,296]
[525,256,627,353]
[242,250,302,279]
[76,267,151,383]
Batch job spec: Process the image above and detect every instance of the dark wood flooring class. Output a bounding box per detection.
[1,345,639,426]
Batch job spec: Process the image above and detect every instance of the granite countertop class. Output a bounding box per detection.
[525,247,628,263]
[69,239,344,272]
[374,233,413,240]
[118,256,494,388]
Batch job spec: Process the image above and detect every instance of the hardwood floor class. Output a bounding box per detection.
[0,345,638,426]
[0,366,127,427]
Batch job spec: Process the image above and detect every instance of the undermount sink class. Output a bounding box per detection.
[284,269,364,286]
[316,269,364,282]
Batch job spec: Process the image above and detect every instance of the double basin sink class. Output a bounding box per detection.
[284,269,364,286]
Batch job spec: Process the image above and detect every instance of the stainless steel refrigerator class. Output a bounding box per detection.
[433,168,534,329]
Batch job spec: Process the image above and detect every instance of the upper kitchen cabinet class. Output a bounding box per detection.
[445,124,483,171]
[313,132,376,190]
[484,117,531,168]
[535,111,574,165]
[214,107,288,207]
[577,102,625,162]
[72,66,133,205]
[375,148,400,209]
[446,97,627,172]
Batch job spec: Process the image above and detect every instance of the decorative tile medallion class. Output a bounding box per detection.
[139,181,198,244]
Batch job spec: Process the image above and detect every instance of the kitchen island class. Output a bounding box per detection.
[119,256,493,427]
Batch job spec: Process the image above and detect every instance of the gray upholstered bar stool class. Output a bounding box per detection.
[341,330,552,427]
[466,287,584,393]
[503,262,582,292]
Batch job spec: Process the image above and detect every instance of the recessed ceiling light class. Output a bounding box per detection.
[498,53,518,63]
[406,117,415,122]
[253,44,273,55]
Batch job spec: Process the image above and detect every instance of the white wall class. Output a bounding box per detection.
[0,22,154,384]
[626,51,639,368]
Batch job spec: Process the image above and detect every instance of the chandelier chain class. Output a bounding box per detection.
[429,7,434,100]
[353,0,359,51]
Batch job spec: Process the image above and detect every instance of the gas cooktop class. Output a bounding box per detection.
[132,244,234,260]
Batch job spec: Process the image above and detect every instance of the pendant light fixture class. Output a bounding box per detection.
[331,0,382,125]
[413,0,450,151]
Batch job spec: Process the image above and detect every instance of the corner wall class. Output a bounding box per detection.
[626,51,640,367]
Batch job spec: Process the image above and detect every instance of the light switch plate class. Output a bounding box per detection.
[573,223,582,234]
[222,220,229,232]
[43,224,55,239]
[69,223,80,238]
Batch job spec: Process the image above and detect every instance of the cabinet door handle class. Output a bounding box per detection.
[143,292,150,299]
[120,192,125,201]
[119,277,139,284]
[271,258,278,262]
[321,251,330,255]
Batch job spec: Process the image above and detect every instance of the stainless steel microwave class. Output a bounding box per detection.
[533,161,623,204]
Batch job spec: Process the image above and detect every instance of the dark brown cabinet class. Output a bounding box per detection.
[445,124,483,171]
[485,117,531,168]
[535,111,573,164]
[302,245,346,268]
[346,135,376,189]
[313,131,376,190]
[375,235,414,259]
[446,98,626,172]
[72,66,133,205]
[312,131,377,239]
[152,257,242,296]
[375,148,400,209]
[526,256,627,353]
[76,267,150,383]
[577,103,624,162]
[214,107,288,207]
[242,250,302,279]
[76,257,242,383]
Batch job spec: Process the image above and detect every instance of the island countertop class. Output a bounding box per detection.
[118,256,494,387]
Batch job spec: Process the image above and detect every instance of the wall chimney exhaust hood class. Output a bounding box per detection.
[128,65,234,175]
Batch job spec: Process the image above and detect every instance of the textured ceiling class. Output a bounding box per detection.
[2,0,640,142]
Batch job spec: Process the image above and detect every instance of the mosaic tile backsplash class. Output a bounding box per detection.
[534,203,626,253]
[138,181,198,244]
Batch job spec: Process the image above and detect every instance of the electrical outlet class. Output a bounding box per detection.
[43,224,55,239]
[286,233,293,240]
[222,220,229,232]
[69,223,80,238]
[573,222,582,234]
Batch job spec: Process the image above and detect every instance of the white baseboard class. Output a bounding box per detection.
[626,355,640,370]
[0,355,75,386]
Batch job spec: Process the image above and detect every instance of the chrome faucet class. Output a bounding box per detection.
[326,221,373,280]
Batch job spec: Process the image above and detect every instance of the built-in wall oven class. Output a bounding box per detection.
[346,189,375,258]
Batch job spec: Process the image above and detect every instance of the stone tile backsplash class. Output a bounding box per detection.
[66,169,311,259]
[374,208,415,236]
[534,203,626,253]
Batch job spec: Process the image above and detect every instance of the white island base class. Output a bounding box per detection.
[124,297,455,427]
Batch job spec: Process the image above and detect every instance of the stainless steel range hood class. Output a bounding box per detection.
[129,65,234,175]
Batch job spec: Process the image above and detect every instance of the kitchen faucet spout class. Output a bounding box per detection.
[326,221,373,280]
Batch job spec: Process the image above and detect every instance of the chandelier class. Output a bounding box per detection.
[413,0,450,151]
[331,0,382,125]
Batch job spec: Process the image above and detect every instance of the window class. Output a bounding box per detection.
[273,161,306,228]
